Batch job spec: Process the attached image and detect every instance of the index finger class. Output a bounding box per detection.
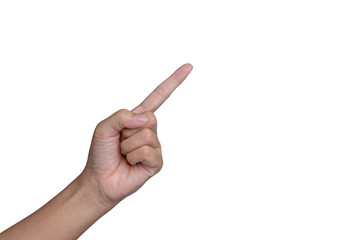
[132,63,193,114]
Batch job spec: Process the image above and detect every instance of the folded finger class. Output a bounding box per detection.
[121,128,160,155]
[126,146,163,175]
[121,112,157,141]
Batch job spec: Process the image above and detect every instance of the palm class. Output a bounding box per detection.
[87,132,152,202]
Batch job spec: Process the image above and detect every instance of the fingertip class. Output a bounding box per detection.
[183,63,193,72]
[179,63,193,75]
[172,63,193,82]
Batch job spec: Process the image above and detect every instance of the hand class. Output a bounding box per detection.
[82,64,193,208]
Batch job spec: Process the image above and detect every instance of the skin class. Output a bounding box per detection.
[0,63,193,240]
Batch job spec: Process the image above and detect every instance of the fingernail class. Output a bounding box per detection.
[135,114,148,123]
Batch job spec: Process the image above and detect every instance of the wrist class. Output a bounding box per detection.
[78,168,119,212]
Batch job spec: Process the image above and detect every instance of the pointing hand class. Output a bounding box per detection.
[83,64,193,208]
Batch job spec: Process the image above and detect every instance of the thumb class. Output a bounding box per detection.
[95,109,148,138]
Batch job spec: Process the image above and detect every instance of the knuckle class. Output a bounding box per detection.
[141,145,151,157]
[147,112,157,129]
[95,121,103,132]
[154,84,168,98]
[142,128,154,142]
[115,108,128,119]
[157,158,163,172]
[150,148,163,171]
[157,148,163,168]
[94,120,106,137]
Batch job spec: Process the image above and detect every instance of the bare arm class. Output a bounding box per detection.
[0,174,107,240]
[0,63,193,240]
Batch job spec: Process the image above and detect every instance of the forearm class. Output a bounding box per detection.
[0,171,112,240]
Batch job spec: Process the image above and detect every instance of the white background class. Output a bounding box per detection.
[0,1,359,239]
